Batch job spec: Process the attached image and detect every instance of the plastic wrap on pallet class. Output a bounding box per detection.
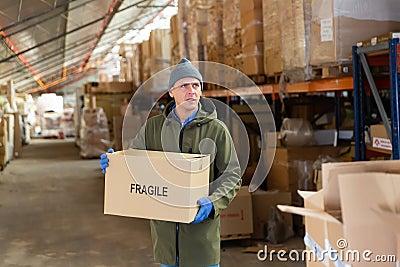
[170,14,182,66]
[206,0,224,63]
[263,0,282,76]
[223,0,242,68]
[149,29,171,60]
[141,40,151,82]
[279,0,312,82]
[177,0,199,61]
[310,0,400,65]
[79,107,110,158]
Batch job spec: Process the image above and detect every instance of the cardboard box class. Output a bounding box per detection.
[357,32,400,47]
[240,9,263,28]
[220,186,253,237]
[241,53,264,75]
[240,9,263,47]
[372,208,400,260]
[310,0,400,65]
[239,0,262,17]
[86,82,134,94]
[280,161,400,267]
[322,160,400,212]
[251,190,292,239]
[300,191,329,267]
[370,124,392,151]
[267,146,341,202]
[279,0,311,82]
[337,172,399,266]
[104,149,210,223]
[263,0,282,76]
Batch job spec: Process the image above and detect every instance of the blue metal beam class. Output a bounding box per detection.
[389,38,400,159]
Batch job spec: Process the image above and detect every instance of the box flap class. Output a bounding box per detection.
[298,190,319,200]
[277,205,338,223]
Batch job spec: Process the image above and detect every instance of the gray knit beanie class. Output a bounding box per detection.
[168,58,203,90]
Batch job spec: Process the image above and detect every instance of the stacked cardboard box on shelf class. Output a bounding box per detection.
[84,81,134,94]
[310,0,400,66]
[263,0,312,82]
[222,0,242,69]
[170,14,182,66]
[205,0,224,63]
[140,40,151,82]
[119,43,143,88]
[177,0,203,62]
[239,0,264,76]
[263,0,282,79]
[144,29,172,92]
[279,0,312,82]
[119,43,134,83]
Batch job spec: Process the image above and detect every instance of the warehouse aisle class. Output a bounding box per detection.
[0,139,305,267]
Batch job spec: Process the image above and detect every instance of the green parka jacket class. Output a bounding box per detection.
[128,97,242,266]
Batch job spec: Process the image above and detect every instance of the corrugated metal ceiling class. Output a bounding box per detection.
[0,0,176,94]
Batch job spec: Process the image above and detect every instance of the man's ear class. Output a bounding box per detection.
[169,90,174,98]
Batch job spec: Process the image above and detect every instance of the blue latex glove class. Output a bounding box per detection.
[192,197,213,224]
[100,148,114,174]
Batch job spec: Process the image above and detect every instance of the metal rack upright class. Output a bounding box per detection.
[353,38,400,160]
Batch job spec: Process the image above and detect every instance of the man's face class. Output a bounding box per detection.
[169,77,202,112]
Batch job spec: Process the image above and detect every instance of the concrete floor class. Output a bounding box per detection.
[0,139,306,267]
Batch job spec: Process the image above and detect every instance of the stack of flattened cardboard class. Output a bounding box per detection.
[278,160,400,267]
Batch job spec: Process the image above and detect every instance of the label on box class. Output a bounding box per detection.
[320,18,333,42]
[372,137,392,150]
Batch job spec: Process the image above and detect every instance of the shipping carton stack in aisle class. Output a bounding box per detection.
[0,116,8,169]
[278,160,400,267]
[220,186,253,240]
[79,107,110,159]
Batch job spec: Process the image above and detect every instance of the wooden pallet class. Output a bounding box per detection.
[221,233,252,241]
[248,74,267,85]
[265,72,282,84]
[312,63,353,79]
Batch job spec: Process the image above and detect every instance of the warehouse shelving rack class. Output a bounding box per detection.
[202,74,354,144]
[352,38,400,160]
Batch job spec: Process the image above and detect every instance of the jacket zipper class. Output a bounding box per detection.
[176,126,185,266]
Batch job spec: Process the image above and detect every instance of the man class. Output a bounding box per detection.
[100,58,242,267]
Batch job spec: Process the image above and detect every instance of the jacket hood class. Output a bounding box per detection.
[162,97,217,125]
